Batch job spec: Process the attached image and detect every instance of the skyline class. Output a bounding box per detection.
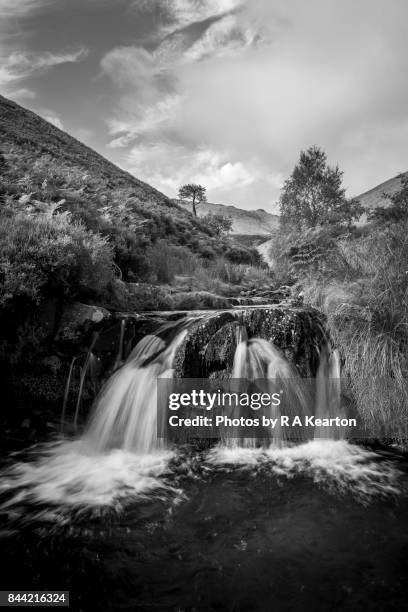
[1,0,407,212]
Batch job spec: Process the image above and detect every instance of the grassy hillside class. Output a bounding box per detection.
[0,95,271,317]
[0,94,220,230]
[356,172,408,211]
[176,198,279,235]
[1,94,268,285]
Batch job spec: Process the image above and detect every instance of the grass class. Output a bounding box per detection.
[287,221,408,440]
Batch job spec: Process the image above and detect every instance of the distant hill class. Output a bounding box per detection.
[356,172,408,211]
[176,199,279,235]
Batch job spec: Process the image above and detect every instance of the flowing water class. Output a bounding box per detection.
[1,312,408,611]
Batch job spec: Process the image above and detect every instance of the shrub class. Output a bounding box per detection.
[0,211,114,310]
[225,245,262,265]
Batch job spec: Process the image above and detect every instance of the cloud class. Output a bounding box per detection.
[0,0,87,99]
[6,87,37,100]
[136,0,244,35]
[101,45,180,145]
[107,94,181,147]
[0,0,50,18]
[182,14,260,62]
[102,0,408,209]
[42,113,64,129]
[100,6,266,146]
[125,141,259,194]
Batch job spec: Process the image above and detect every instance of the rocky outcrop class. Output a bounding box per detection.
[173,307,326,379]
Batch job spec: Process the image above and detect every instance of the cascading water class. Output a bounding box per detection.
[231,335,323,446]
[315,343,342,438]
[84,329,187,454]
[0,310,403,521]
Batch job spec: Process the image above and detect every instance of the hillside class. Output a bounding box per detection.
[356,172,408,211]
[176,199,279,235]
[0,94,174,209]
[0,94,269,318]
[0,95,255,273]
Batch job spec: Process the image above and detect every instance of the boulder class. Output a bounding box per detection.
[56,302,111,345]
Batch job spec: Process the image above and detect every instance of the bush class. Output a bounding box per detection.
[0,211,114,310]
[225,245,262,265]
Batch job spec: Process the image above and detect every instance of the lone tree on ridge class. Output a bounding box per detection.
[178,183,207,217]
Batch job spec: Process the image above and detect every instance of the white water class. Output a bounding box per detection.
[83,329,187,454]
[0,441,177,522]
[231,337,312,446]
[0,317,403,518]
[207,440,401,504]
[315,344,342,438]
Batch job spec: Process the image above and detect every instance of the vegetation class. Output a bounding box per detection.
[0,211,114,311]
[272,149,408,439]
[201,212,233,236]
[0,94,267,314]
[279,146,362,228]
[178,183,207,217]
[369,173,408,223]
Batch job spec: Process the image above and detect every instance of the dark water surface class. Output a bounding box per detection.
[1,443,408,612]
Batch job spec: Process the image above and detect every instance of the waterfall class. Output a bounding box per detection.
[230,336,312,446]
[315,343,342,439]
[83,318,342,453]
[3,310,401,520]
[83,329,187,454]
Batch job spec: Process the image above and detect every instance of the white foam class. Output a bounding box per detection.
[0,439,178,520]
[207,440,402,503]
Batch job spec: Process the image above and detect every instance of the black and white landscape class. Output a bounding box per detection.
[1,1,408,611]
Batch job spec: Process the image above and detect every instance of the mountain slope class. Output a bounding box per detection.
[176,199,279,235]
[356,172,408,211]
[0,94,173,208]
[0,95,235,256]
[0,95,266,290]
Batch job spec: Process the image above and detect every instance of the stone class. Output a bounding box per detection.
[56,302,111,344]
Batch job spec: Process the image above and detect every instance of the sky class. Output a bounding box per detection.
[1,0,407,213]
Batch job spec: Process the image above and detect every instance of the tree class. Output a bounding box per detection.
[279,146,362,228]
[178,183,207,216]
[201,213,232,236]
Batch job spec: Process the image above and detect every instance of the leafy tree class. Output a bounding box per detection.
[178,183,207,216]
[279,146,362,228]
[369,174,408,223]
[201,212,232,236]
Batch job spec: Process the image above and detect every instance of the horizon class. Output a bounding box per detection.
[1,0,407,212]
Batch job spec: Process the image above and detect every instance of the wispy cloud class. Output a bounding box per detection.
[135,0,244,35]
[101,45,180,145]
[0,0,51,18]
[0,0,87,100]
[0,48,89,98]
[101,2,267,147]
[183,14,259,62]
[107,94,181,148]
